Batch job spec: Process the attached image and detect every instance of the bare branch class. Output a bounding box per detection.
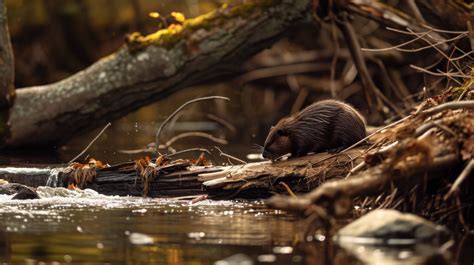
[206,114,236,133]
[422,100,474,116]
[410,65,470,80]
[155,96,230,154]
[445,159,473,200]
[165,148,211,158]
[214,146,246,164]
[164,132,228,148]
[68,123,112,163]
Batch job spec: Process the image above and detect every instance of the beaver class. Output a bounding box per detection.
[262,99,366,160]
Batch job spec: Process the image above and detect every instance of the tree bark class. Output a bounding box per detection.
[0,0,14,143]
[5,0,311,147]
[0,148,364,198]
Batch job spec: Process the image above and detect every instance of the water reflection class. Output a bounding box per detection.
[0,192,473,264]
[0,195,304,264]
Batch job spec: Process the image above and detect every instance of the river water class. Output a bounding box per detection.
[0,189,316,264]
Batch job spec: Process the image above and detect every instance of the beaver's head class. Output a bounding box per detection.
[262,118,294,160]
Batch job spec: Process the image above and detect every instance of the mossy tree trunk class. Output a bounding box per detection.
[0,0,14,144]
[5,0,311,147]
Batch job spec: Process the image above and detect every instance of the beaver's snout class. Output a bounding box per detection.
[262,148,277,160]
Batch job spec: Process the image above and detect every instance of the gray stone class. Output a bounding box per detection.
[336,209,450,245]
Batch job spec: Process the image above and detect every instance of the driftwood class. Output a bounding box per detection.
[0,148,365,199]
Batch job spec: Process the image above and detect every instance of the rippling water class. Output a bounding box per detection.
[0,188,308,264]
[1,187,473,265]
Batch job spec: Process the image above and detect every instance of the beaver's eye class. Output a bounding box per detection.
[276,129,284,136]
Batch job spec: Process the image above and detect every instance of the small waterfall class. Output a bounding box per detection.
[46,168,61,187]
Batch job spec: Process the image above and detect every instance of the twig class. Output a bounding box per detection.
[341,115,411,153]
[117,148,153,155]
[421,100,474,116]
[361,30,433,52]
[410,65,469,80]
[405,0,425,23]
[239,63,329,84]
[336,12,379,111]
[458,88,469,101]
[214,146,246,164]
[377,31,467,53]
[206,114,236,132]
[288,75,308,114]
[468,21,474,53]
[404,28,464,73]
[420,24,468,35]
[68,123,112,164]
[164,132,228,147]
[155,96,230,154]
[445,159,473,200]
[330,18,340,98]
[279,182,297,198]
[345,161,365,179]
[164,148,211,158]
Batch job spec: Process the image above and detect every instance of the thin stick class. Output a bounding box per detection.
[330,18,340,98]
[165,148,211,158]
[214,146,246,164]
[345,161,365,179]
[422,100,474,116]
[164,132,228,147]
[206,114,236,132]
[420,25,468,35]
[410,65,469,80]
[336,13,379,110]
[279,182,297,198]
[405,0,425,23]
[361,30,433,52]
[468,21,474,53]
[155,96,230,154]
[445,159,473,200]
[341,115,411,153]
[239,63,329,84]
[69,123,112,164]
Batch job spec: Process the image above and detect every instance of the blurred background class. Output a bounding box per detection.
[3,0,465,165]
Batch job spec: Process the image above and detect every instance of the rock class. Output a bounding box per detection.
[336,209,450,245]
[12,188,40,200]
[334,210,452,265]
[0,183,40,200]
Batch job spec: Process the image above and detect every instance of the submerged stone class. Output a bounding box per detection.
[336,209,450,245]
[11,188,40,200]
[0,183,40,200]
[335,209,452,265]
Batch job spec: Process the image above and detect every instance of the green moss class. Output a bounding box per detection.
[446,69,473,101]
[126,0,279,52]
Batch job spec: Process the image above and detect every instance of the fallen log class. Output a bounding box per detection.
[5,0,312,147]
[0,148,365,198]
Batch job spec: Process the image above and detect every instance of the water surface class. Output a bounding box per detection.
[0,189,307,264]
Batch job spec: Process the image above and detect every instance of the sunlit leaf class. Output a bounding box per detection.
[171,12,185,23]
[148,12,160,18]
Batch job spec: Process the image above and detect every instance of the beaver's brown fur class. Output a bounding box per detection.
[262,100,366,160]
